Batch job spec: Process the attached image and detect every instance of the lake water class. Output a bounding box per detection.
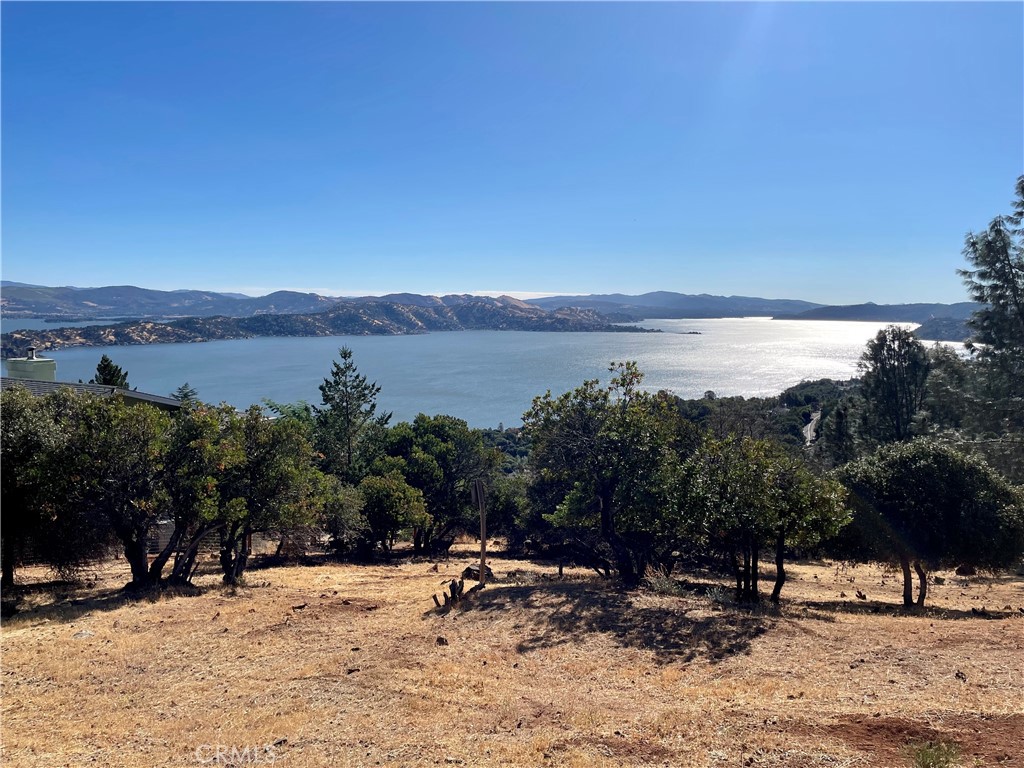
[2,319,926,428]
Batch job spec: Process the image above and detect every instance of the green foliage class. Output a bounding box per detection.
[217,406,320,584]
[673,388,834,455]
[480,425,531,472]
[46,390,170,586]
[372,413,498,554]
[524,362,698,585]
[959,175,1024,361]
[681,435,848,601]
[943,176,1024,482]
[89,354,130,388]
[858,326,930,445]
[357,471,428,552]
[780,379,851,409]
[836,439,1024,606]
[315,347,391,483]
[156,403,242,583]
[907,740,961,768]
[0,386,87,585]
[486,472,529,544]
[171,382,199,403]
[316,474,366,556]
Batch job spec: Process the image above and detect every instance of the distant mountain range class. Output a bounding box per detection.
[0,296,651,358]
[0,282,338,319]
[525,291,825,319]
[0,283,981,352]
[1,283,979,323]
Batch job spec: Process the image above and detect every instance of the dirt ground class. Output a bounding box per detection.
[2,549,1022,768]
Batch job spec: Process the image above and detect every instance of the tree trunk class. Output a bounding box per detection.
[1,536,16,589]
[149,526,183,583]
[900,553,913,608]
[750,545,760,602]
[610,534,639,588]
[914,561,928,607]
[220,524,241,585]
[597,485,640,588]
[739,546,752,601]
[123,535,151,587]
[733,550,743,599]
[770,532,786,603]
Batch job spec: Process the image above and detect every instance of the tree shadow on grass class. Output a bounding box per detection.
[1,580,205,626]
[798,598,1022,622]
[467,579,772,664]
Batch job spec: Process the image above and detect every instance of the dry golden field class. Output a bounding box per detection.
[2,548,1022,768]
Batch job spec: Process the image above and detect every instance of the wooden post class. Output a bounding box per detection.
[473,478,487,587]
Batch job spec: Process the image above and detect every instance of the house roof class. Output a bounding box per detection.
[0,377,182,411]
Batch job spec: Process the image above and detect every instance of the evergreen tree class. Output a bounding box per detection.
[171,382,199,402]
[315,347,391,484]
[958,175,1024,361]
[953,175,1024,479]
[90,354,129,388]
[858,326,929,445]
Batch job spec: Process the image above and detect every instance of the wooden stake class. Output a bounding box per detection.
[473,478,487,587]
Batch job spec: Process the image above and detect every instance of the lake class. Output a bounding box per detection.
[2,319,928,428]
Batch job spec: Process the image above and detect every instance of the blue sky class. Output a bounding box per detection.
[2,2,1021,304]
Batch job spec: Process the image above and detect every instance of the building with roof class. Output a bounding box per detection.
[2,345,182,411]
[0,377,182,412]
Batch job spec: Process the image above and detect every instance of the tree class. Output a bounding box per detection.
[858,326,929,444]
[374,414,499,555]
[315,347,391,484]
[216,406,319,585]
[837,439,1024,608]
[357,471,428,553]
[317,475,367,556]
[0,387,64,586]
[959,175,1024,361]
[171,382,199,403]
[952,176,1024,481]
[47,392,169,588]
[153,403,242,584]
[524,362,697,586]
[681,436,848,602]
[90,354,130,388]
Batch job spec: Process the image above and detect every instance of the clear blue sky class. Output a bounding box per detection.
[2,2,1021,304]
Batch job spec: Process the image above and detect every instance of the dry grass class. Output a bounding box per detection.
[2,549,1022,768]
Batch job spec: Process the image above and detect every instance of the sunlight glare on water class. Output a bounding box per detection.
[6,318,939,427]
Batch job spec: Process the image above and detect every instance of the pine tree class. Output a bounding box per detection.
[89,354,129,388]
[314,347,391,483]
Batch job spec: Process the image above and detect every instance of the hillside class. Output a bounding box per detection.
[0,298,651,357]
[527,291,824,318]
[914,317,973,343]
[789,302,980,323]
[3,553,1021,768]
[0,283,343,319]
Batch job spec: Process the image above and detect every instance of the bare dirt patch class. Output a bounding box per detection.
[797,713,1024,767]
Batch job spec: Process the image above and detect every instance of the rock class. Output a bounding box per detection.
[461,564,495,582]
[436,636,449,646]
[72,629,95,639]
